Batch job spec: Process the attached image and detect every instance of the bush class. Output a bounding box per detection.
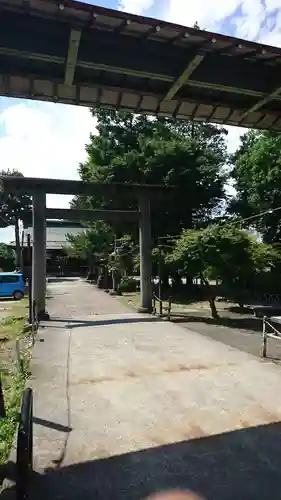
[119,277,138,293]
[0,244,16,272]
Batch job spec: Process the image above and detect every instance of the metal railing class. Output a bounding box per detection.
[16,387,33,500]
[152,293,172,320]
[262,316,281,358]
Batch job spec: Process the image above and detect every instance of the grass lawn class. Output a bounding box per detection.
[0,297,31,464]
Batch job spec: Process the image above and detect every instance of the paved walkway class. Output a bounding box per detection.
[24,280,281,499]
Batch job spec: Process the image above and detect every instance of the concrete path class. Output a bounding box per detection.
[26,279,281,499]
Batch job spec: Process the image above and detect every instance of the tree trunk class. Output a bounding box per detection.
[112,270,121,295]
[208,297,219,320]
[14,217,21,269]
[200,273,219,320]
[86,254,98,281]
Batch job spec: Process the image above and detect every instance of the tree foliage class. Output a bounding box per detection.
[0,244,16,272]
[72,110,228,239]
[65,109,281,304]
[0,169,32,266]
[66,221,114,260]
[168,224,279,317]
[110,235,137,276]
[230,131,281,243]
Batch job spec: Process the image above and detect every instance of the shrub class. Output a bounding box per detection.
[0,244,16,272]
[119,277,138,293]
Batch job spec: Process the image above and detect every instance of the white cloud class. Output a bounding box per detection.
[225,126,245,154]
[264,0,280,9]
[164,0,281,170]
[0,101,96,206]
[259,10,281,47]
[166,0,241,31]
[165,0,281,45]
[118,0,154,15]
[0,100,96,242]
[233,0,264,40]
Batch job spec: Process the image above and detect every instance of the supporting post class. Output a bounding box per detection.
[138,194,152,313]
[32,190,49,321]
[20,226,25,274]
[26,233,33,325]
[167,296,172,321]
[0,374,5,418]
[262,316,267,358]
[158,240,162,303]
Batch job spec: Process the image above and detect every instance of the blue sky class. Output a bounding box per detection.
[1,0,281,243]
[80,0,118,8]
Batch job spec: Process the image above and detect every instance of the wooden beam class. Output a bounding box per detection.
[0,176,173,195]
[64,28,81,86]
[188,79,264,99]
[0,46,172,83]
[2,44,281,104]
[240,85,281,121]
[45,208,140,222]
[163,54,205,101]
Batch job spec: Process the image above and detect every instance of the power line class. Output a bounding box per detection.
[222,205,281,228]
[156,206,281,246]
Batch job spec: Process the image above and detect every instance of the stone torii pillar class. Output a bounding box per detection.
[138,193,152,313]
[32,190,49,320]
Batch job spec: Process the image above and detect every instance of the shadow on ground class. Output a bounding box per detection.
[3,421,281,500]
[48,316,158,329]
[171,313,262,333]
[0,297,20,303]
[227,306,254,315]
[33,416,72,434]
[47,278,79,283]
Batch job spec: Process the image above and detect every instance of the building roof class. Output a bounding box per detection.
[0,218,86,229]
[1,0,281,130]
[10,226,85,250]
[41,220,85,229]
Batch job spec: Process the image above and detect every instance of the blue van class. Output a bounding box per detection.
[0,272,25,300]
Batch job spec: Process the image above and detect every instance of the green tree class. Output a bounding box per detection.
[230,131,281,243]
[72,110,228,239]
[66,221,114,278]
[0,169,32,267]
[106,235,137,293]
[168,224,279,318]
[112,235,137,277]
[0,244,16,271]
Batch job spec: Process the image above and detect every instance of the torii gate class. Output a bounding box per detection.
[0,176,171,319]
